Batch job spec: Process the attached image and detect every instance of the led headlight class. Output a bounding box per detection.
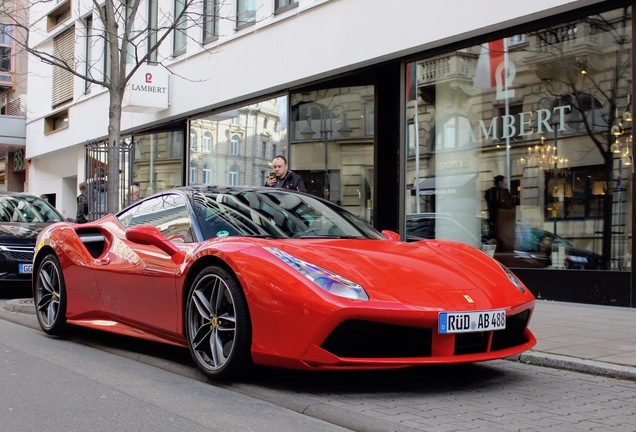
[497,261,526,294]
[265,247,369,300]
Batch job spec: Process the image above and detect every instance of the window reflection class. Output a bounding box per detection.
[405,6,632,271]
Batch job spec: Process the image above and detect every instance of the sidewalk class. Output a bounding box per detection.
[4,298,636,381]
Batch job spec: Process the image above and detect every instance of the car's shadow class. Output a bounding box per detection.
[58,324,518,396]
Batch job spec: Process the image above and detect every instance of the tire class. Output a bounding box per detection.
[185,265,252,380]
[34,254,68,335]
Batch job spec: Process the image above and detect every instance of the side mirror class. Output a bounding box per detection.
[126,225,184,262]
[381,229,401,241]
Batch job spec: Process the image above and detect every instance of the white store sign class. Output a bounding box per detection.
[122,65,170,113]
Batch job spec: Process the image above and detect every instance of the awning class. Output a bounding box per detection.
[412,173,477,196]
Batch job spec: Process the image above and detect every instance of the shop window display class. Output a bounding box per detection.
[405,7,632,274]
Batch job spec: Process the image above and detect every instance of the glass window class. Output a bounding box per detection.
[83,17,93,93]
[230,135,240,155]
[404,6,632,273]
[203,0,219,42]
[274,0,298,14]
[0,25,12,74]
[229,166,238,185]
[190,130,197,152]
[128,130,184,199]
[189,97,288,188]
[118,193,194,243]
[173,0,187,55]
[148,0,158,62]
[236,0,256,28]
[290,86,375,222]
[203,132,212,152]
[189,166,196,184]
[203,167,212,184]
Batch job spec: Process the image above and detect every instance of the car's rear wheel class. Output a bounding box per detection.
[34,254,67,335]
[185,266,252,380]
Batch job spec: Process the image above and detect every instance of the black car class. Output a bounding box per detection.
[406,213,602,270]
[0,192,65,288]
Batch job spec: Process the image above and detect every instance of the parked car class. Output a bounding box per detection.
[32,186,536,380]
[0,192,65,288]
[406,213,602,270]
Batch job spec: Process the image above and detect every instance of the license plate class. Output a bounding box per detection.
[19,263,33,274]
[438,310,506,334]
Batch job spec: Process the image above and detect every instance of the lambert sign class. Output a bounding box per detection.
[122,65,170,113]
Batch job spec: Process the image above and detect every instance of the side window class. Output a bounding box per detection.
[119,194,195,243]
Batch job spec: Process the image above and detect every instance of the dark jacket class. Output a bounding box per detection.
[266,170,306,192]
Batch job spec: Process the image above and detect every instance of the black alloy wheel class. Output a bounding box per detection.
[185,265,252,380]
[34,254,68,335]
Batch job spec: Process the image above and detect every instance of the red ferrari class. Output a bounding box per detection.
[33,186,536,380]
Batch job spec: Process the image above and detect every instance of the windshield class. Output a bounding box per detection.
[192,190,384,240]
[0,196,63,223]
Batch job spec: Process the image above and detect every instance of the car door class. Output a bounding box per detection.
[95,194,196,335]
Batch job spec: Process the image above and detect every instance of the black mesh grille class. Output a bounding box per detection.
[321,320,432,358]
[454,331,489,355]
[0,250,34,261]
[491,309,531,351]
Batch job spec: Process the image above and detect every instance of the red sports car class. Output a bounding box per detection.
[33,186,536,380]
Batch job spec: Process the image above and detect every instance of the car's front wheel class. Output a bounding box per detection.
[34,253,68,335]
[185,265,252,380]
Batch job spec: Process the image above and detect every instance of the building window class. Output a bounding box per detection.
[83,16,93,93]
[203,167,212,184]
[190,131,198,152]
[236,0,256,29]
[271,144,277,159]
[189,166,197,184]
[103,27,111,83]
[0,24,13,86]
[203,132,212,152]
[229,166,239,185]
[261,140,267,158]
[47,0,71,32]
[44,110,69,133]
[147,0,158,62]
[274,0,298,15]
[173,0,187,55]
[203,0,219,43]
[230,135,240,155]
[52,27,75,107]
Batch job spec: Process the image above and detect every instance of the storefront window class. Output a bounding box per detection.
[405,7,632,273]
[130,130,184,200]
[290,86,375,222]
[189,96,288,187]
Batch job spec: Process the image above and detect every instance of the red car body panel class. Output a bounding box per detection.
[34,212,536,371]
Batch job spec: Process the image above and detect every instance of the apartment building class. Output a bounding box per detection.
[0,0,29,192]
[24,0,635,305]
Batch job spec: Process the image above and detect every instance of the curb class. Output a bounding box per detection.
[510,351,636,382]
[5,298,35,315]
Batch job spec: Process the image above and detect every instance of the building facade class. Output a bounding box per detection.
[0,0,29,193]
[23,0,635,305]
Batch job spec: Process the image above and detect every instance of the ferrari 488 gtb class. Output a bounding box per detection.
[33,186,536,380]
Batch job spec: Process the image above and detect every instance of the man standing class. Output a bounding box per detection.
[265,155,306,192]
[485,175,515,251]
[76,182,88,223]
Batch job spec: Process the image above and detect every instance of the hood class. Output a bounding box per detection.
[0,222,50,246]
[270,239,524,309]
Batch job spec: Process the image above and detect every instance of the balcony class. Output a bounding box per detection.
[0,115,26,146]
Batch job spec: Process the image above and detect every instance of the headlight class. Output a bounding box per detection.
[265,247,369,300]
[496,261,526,294]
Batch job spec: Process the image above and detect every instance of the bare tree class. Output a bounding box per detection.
[5,0,239,212]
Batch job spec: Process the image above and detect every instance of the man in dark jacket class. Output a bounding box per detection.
[265,155,306,192]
